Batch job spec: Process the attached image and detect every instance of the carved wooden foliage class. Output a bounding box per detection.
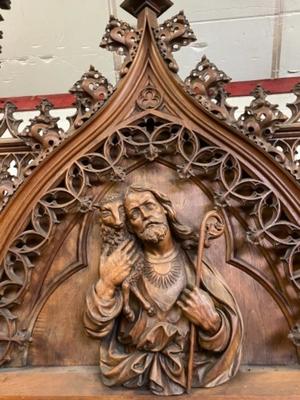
[0,152,36,210]
[184,55,237,124]
[154,11,196,73]
[100,16,141,77]
[238,86,300,180]
[69,65,114,128]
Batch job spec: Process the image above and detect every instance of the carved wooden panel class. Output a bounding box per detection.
[9,164,295,369]
[0,0,299,398]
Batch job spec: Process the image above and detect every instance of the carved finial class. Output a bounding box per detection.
[69,65,114,128]
[184,55,237,123]
[120,0,173,18]
[238,84,287,137]
[100,16,141,77]
[154,11,196,73]
[19,99,65,152]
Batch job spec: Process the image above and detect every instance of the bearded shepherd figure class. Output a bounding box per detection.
[84,185,243,396]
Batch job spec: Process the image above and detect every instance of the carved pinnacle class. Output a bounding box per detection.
[120,0,173,18]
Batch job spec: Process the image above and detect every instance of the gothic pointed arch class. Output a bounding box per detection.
[0,0,300,393]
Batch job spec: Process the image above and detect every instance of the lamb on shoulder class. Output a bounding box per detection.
[97,195,155,321]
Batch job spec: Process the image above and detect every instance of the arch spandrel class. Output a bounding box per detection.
[0,0,300,395]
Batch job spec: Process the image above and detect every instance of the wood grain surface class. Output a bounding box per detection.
[0,366,299,399]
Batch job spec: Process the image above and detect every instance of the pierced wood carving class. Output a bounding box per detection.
[1,109,299,373]
[136,84,163,111]
[0,0,300,397]
[100,16,141,77]
[19,99,66,152]
[0,152,36,210]
[184,55,237,124]
[154,11,196,73]
[238,85,288,137]
[70,65,114,128]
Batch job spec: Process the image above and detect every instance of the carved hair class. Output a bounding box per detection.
[96,192,124,209]
[125,185,198,249]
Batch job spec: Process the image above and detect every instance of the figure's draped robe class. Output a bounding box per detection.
[84,247,243,396]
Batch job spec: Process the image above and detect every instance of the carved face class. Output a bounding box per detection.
[99,198,125,229]
[124,191,168,243]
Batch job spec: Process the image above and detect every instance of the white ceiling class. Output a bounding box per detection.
[0,0,300,97]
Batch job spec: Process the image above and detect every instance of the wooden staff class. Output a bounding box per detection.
[186,209,225,393]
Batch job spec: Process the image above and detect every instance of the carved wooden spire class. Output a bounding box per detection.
[0,0,11,9]
[120,0,173,17]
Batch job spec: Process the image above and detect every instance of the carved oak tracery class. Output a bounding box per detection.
[0,0,300,395]
[1,106,299,366]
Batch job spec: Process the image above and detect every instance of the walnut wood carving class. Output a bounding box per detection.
[84,187,242,395]
[0,0,300,397]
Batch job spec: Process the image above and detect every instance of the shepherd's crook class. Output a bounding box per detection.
[186,209,225,393]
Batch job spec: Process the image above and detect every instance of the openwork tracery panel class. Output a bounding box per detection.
[0,105,300,366]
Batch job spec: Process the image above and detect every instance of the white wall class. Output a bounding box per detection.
[1,0,300,97]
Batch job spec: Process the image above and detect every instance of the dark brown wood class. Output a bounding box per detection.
[0,366,300,399]
[0,0,11,9]
[1,164,295,370]
[83,188,241,395]
[0,0,300,397]
[121,0,173,17]
[187,211,225,392]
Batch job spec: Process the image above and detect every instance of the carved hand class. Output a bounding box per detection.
[177,284,221,334]
[96,240,138,299]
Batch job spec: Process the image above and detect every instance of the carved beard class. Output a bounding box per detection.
[138,222,168,244]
